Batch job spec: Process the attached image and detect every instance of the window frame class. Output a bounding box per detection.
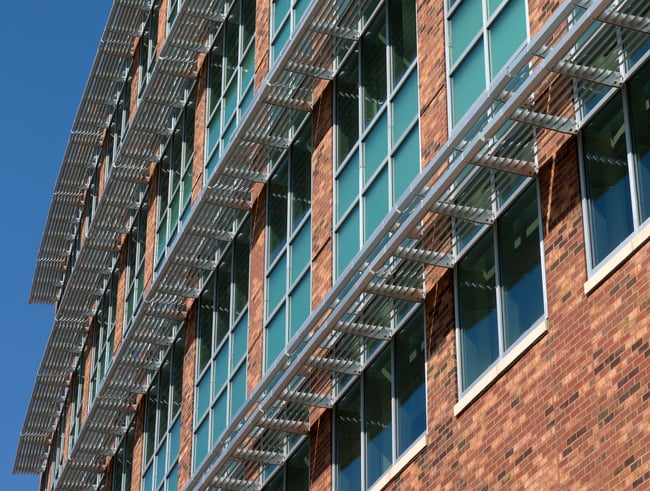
[139,0,160,96]
[124,190,149,330]
[204,0,256,176]
[89,267,120,404]
[155,87,196,267]
[578,60,650,277]
[444,0,529,127]
[193,219,250,471]
[263,119,313,371]
[453,181,547,396]
[142,332,185,491]
[333,0,421,279]
[333,307,426,491]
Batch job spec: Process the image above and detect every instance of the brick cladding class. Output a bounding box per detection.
[42,0,650,489]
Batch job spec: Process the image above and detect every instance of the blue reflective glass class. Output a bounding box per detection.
[489,0,527,78]
[452,40,486,126]
[498,185,544,349]
[393,125,420,199]
[194,419,209,468]
[267,254,287,314]
[291,221,311,284]
[196,371,211,419]
[337,206,360,277]
[364,112,388,183]
[450,0,482,64]
[392,70,419,143]
[364,168,389,240]
[232,313,248,369]
[230,365,247,417]
[458,231,498,389]
[211,393,227,445]
[213,346,228,395]
[266,307,286,369]
[290,272,311,337]
[337,152,359,221]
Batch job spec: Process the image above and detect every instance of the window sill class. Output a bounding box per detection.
[367,434,427,491]
[584,222,650,295]
[454,319,548,416]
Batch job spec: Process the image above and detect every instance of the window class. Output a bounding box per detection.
[581,61,650,269]
[265,122,312,370]
[205,0,255,175]
[84,164,99,238]
[334,0,420,277]
[263,439,309,491]
[334,309,426,490]
[142,333,184,491]
[68,350,85,451]
[446,0,527,126]
[139,0,160,95]
[270,0,307,62]
[125,192,148,328]
[89,268,120,404]
[113,422,135,491]
[156,89,195,265]
[105,74,132,181]
[456,183,545,391]
[194,220,250,469]
[167,0,182,31]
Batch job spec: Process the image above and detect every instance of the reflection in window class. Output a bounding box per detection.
[582,61,650,268]
[457,184,544,390]
[334,0,420,277]
[335,309,425,490]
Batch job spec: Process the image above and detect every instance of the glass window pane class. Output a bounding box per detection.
[234,225,251,317]
[193,426,207,474]
[498,185,544,348]
[583,93,633,265]
[336,383,361,491]
[155,439,167,489]
[196,371,211,419]
[629,62,650,222]
[198,279,214,371]
[364,112,388,182]
[167,465,178,491]
[267,254,287,314]
[290,272,311,337]
[458,231,498,390]
[489,0,527,78]
[269,160,289,262]
[291,220,311,284]
[337,206,360,276]
[450,0,482,64]
[365,349,392,486]
[214,346,228,394]
[169,418,180,462]
[392,70,419,143]
[390,0,417,84]
[337,152,359,221]
[291,125,312,230]
[451,40,486,126]
[230,365,247,418]
[273,0,291,33]
[393,125,420,199]
[396,311,426,455]
[364,168,389,240]
[337,55,360,164]
[266,307,286,369]
[216,255,232,343]
[211,393,228,445]
[362,10,387,127]
[286,440,310,490]
[232,312,248,369]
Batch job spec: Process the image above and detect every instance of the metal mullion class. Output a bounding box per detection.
[621,83,642,230]
[493,214,506,357]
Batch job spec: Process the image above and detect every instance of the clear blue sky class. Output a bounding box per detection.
[0,2,112,489]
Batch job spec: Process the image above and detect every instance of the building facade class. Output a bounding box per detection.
[15,0,650,489]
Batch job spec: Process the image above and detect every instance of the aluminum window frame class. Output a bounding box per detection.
[453,180,548,395]
[444,0,530,127]
[263,118,313,371]
[155,87,196,267]
[204,0,256,177]
[333,306,426,491]
[578,59,650,275]
[333,0,421,279]
[193,218,251,471]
